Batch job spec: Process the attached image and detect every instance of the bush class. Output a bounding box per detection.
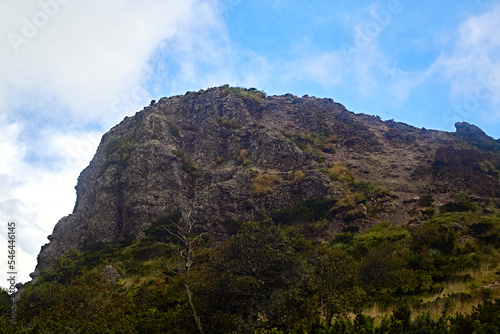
[440,201,476,213]
[419,194,435,207]
[218,117,242,129]
[172,150,198,177]
[236,149,251,167]
[271,198,336,225]
[286,170,305,182]
[220,85,266,102]
[168,122,180,137]
[106,134,133,161]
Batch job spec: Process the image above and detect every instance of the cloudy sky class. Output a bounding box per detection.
[1,0,500,288]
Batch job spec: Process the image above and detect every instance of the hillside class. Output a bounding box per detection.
[2,86,500,333]
[31,85,500,280]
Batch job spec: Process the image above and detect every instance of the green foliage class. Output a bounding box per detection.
[470,216,500,247]
[167,121,180,137]
[422,207,436,217]
[106,134,133,160]
[314,247,361,324]
[325,162,390,222]
[0,289,11,326]
[172,149,198,177]
[359,242,417,297]
[217,117,242,129]
[270,198,336,225]
[285,131,337,154]
[220,84,266,102]
[10,200,500,332]
[440,200,476,213]
[200,220,312,332]
[236,148,252,167]
[354,222,411,250]
[41,249,85,285]
[419,194,435,207]
[411,220,457,255]
[145,212,182,242]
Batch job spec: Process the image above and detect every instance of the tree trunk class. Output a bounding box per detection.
[185,283,204,334]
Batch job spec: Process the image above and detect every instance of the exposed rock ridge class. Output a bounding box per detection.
[31,86,500,281]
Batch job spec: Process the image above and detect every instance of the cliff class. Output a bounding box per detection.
[31,86,500,280]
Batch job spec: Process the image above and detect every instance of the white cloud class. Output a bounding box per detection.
[0,0,209,125]
[0,0,229,289]
[435,4,500,123]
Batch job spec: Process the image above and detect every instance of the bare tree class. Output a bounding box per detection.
[163,211,204,334]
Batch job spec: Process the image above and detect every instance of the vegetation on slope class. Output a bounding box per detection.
[1,202,499,333]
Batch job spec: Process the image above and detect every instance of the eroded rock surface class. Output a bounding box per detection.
[32,87,500,280]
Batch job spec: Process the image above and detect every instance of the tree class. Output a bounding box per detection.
[163,210,205,334]
[314,247,361,326]
[205,220,311,331]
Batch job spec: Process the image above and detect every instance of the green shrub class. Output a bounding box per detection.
[285,131,336,156]
[469,221,494,236]
[353,222,411,250]
[286,170,305,182]
[145,212,182,242]
[220,85,266,102]
[106,134,133,160]
[271,198,336,225]
[440,201,476,213]
[217,117,242,129]
[41,249,84,285]
[172,150,197,177]
[419,194,435,207]
[167,122,180,137]
[422,208,435,217]
[236,149,251,167]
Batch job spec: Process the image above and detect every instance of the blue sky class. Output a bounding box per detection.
[1,0,500,287]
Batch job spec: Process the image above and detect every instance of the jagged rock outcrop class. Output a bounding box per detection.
[31,86,500,281]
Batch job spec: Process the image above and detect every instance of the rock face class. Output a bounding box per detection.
[31,86,500,280]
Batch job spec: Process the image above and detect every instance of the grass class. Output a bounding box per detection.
[417,263,500,319]
[326,162,355,184]
[220,84,266,102]
[353,223,411,249]
[236,149,252,167]
[172,149,198,177]
[251,173,283,195]
[218,117,242,129]
[168,122,180,138]
[114,257,173,289]
[106,134,133,160]
[285,131,337,154]
[287,170,305,182]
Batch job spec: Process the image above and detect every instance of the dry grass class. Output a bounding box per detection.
[287,170,305,182]
[327,162,354,184]
[358,262,500,324]
[251,173,283,195]
[236,149,251,167]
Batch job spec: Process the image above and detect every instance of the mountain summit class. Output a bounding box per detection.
[31,85,500,280]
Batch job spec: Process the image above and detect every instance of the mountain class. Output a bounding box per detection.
[31,85,500,281]
[3,86,500,333]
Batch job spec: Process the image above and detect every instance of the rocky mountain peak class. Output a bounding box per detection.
[31,86,500,281]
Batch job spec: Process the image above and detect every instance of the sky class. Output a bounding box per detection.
[1,0,500,289]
